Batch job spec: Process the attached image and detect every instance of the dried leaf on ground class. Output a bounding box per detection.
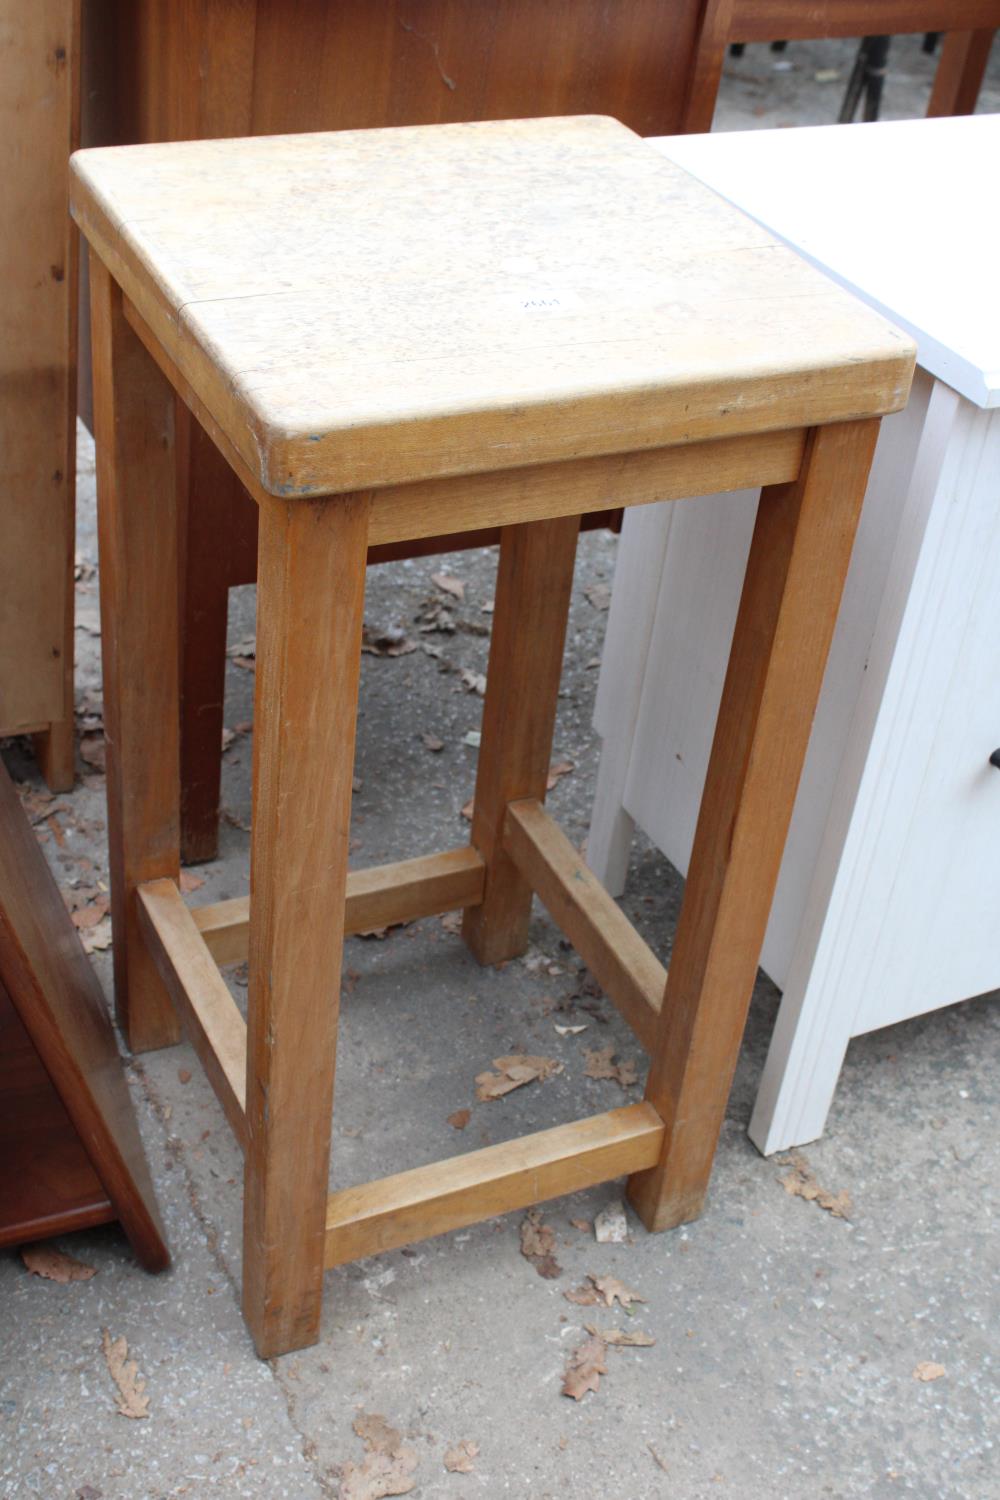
[460,668,486,696]
[357,921,411,941]
[18,785,62,825]
[342,1411,418,1499]
[178,871,204,894]
[443,1440,479,1473]
[546,760,575,790]
[565,1274,645,1310]
[779,1151,852,1220]
[362,625,418,658]
[226,635,255,660]
[913,1362,946,1382]
[80,916,113,954]
[221,807,251,833]
[447,1108,471,1130]
[593,1201,629,1244]
[79,735,106,771]
[422,733,444,752]
[415,598,456,634]
[70,894,110,931]
[570,1217,592,1233]
[562,1334,608,1401]
[101,1330,150,1419]
[475,1054,563,1101]
[592,1275,645,1309]
[583,1045,638,1090]
[432,573,466,601]
[584,1324,655,1347]
[21,1243,97,1283]
[353,1414,403,1454]
[520,1208,562,1279]
[460,797,474,822]
[554,1023,587,1037]
[221,722,250,753]
[439,910,463,936]
[584,582,611,611]
[564,1281,603,1306]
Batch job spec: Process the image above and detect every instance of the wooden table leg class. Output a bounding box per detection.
[629,419,880,1232]
[462,516,579,967]
[90,259,181,1054]
[178,410,255,865]
[243,491,369,1359]
[927,29,995,117]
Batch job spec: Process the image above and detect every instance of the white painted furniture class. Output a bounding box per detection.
[591,115,1000,1154]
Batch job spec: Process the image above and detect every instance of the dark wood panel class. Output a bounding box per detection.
[0,983,114,1248]
[0,760,168,1268]
[108,0,705,142]
[732,0,1000,42]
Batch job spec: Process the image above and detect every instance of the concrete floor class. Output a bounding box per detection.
[3,35,999,1500]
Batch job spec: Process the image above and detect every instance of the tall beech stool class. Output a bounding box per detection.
[70,116,914,1357]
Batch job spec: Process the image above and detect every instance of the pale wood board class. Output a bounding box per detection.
[70,116,913,497]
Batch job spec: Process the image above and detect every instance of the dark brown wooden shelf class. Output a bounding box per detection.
[0,761,168,1269]
[0,983,115,1247]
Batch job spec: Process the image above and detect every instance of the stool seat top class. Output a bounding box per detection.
[71,115,914,498]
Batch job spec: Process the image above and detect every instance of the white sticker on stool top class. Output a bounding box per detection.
[505,287,584,315]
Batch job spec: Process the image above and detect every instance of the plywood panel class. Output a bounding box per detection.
[0,0,79,734]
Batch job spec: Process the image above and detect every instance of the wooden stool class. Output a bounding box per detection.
[70,116,914,1357]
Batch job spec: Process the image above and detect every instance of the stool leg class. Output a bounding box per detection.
[243,491,369,1359]
[89,260,182,1054]
[629,420,879,1232]
[462,516,579,966]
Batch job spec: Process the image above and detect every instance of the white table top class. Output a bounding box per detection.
[652,115,1000,409]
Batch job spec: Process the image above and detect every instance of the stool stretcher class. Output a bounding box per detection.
[186,846,486,967]
[324,1104,664,1267]
[503,798,666,1052]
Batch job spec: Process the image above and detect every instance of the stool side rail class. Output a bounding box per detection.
[191,846,486,967]
[503,798,666,1052]
[324,1102,664,1267]
[137,879,248,1147]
